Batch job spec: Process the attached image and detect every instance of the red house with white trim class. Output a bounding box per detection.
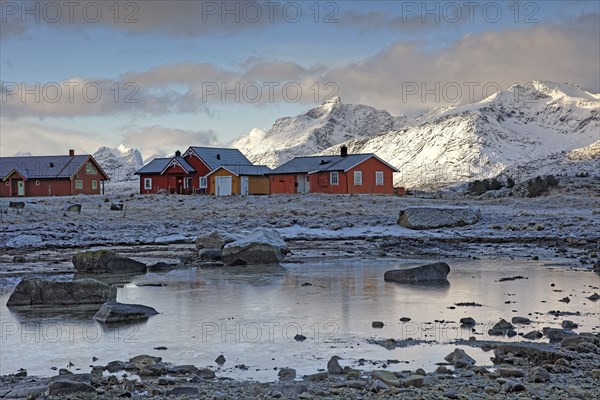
[135,147,254,194]
[268,147,398,195]
[0,150,109,197]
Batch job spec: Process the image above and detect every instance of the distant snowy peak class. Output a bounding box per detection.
[93,144,143,182]
[234,97,406,167]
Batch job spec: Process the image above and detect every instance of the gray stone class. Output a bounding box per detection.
[460,317,476,327]
[47,380,96,396]
[523,330,543,340]
[278,367,296,380]
[384,262,450,284]
[195,230,238,250]
[594,260,600,273]
[196,368,216,379]
[372,321,384,328]
[168,386,198,396]
[511,316,531,324]
[168,365,198,375]
[215,355,226,365]
[402,374,425,388]
[488,318,514,335]
[94,302,158,324]
[588,292,600,301]
[3,382,47,398]
[110,203,124,211]
[7,278,116,306]
[9,201,25,209]
[199,248,222,262]
[222,229,289,266]
[369,380,390,392]
[543,327,577,342]
[562,320,578,329]
[63,203,82,213]
[105,361,126,372]
[347,380,367,388]
[444,348,476,368]
[72,250,147,274]
[304,372,328,381]
[372,370,399,387]
[498,367,526,378]
[327,356,342,374]
[398,206,480,229]
[528,366,550,382]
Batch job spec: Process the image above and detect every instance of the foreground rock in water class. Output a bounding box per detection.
[6,278,116,306]
[94,302,158,324]
[398,206,481,229]
[384,262,450,284]
[195,230,239,250]
[444,348,476,368]
[72,250,147,274]
[221,229,290,266]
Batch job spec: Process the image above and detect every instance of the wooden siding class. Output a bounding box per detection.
[248,176,270,195]
[208,169,240,195]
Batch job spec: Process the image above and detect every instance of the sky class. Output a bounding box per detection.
[1,0,599,159]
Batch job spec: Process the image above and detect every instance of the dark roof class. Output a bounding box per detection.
[208,164,272,176]
[184,147,252,170]
[270,154,398,174]
[0,155,104,180]
[135,157,195,175]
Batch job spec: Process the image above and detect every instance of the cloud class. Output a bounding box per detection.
[122,125,220,160]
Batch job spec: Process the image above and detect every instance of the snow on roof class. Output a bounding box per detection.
[186,147,252,170]
[0,155,95,180]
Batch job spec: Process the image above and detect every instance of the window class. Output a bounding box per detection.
[92,180,97,190]
[330,171,339,185]
[85,163,97,174]
[354,171,362,185]
[75,180,83,189]
[199,177,207,188]
[36,180,40,186]
[376,171,384,186]
[144,178,152,190]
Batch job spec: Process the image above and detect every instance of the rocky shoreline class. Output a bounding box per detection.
[2,335,599,399]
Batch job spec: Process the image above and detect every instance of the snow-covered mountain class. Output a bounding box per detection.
[93,144,144,182]
[238,81,597,190]
[233,96,406,167]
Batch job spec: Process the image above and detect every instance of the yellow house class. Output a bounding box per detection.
[207,165,271,196]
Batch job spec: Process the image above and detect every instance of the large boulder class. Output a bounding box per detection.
[444,348,476,368]
[384,262,450,284]
[195,230,239,250]
[221,229,289,266]
[94,302,158,324]
[398,207,481,229]
[72,250,147,274]
[7,278,116,306]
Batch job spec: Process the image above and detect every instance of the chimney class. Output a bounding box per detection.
[216,154,221,160]
[69,149,75,157]
[175,150,181,157]
[340,145,348,157]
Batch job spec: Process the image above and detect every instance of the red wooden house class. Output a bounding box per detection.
[0,150,109,197]
[135,147,254,194]
[268,147,398,195]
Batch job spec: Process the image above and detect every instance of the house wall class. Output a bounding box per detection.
[248,176,270,195]
[269,175,298,194]
[71,161,105,195]
[309,172,349,194]
[209,169,240,195]
[184,154,212,190]
[347,157,395,195]
[138,164,193,194]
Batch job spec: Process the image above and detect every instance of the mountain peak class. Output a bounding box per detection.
[323,96,341,105]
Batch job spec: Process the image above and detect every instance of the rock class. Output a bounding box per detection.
[444,348,476,368]
[588,292,600,301]
[2,382,47,398]
[304,372,328,381]
[460,317,476,326]
[400,317,411,322]
[294,334,306,341]
[154,234,189,244]
[9,201,25,209]
[372,370,399,387]
[372,321,384,328]
[558,296,571,303]
[94,302,158,324]
[543,327,577,342]
[415,368,427,376]
[72,250,147,274]
[327,356,342,374]
[47,380,96,396]
[594,260,600,273]
[402,374,425,388]
[397,206,480,229]
[12,255,26,263]
[221,229,289,265]
[215,355,226,365]
[278,368,296,380]
[347,380,367,388]
[591,369,600,379]
[443,390,459,399]
[369,380,390,392]
[195,230,239,250]
[63,203,82,213]
[7,278,116,306]
[199,248,222,262]
[196,368,216,379]
[509,382,527,393]
[488,319,514,335]
[6,234,43,248]
[498,367,526,378]
[511,316,531,324]
[523,330,543,340]
[105,361,126,372]
[528,366,550,382]
[384,262,450,284]
[138,364,168,376]
[168,365,197,375]
[158,377,178,385]
[58,368,72,375]
[562,320,578,329]
[110,203,124,211]
[168,387,198,396]
[128,354,162,368]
